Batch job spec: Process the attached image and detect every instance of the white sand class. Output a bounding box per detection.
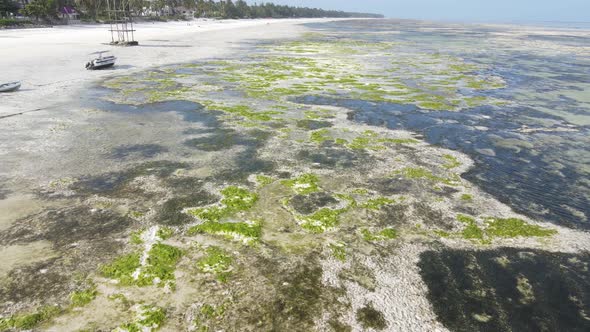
[0,18,343,116]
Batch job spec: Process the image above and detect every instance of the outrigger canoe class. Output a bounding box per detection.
[0,81,21,92]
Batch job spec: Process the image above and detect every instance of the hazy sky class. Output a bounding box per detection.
[246,0,590,22]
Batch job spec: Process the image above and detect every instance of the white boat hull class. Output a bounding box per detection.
[86,56,116,70]
[0,82,21,92]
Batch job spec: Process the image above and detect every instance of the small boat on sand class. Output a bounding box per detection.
[0,81,21,92]
[86,51,116,70]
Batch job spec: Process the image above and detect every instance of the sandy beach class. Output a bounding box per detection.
[0,18,342,117]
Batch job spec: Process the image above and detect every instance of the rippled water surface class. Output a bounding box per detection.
[303,20,590,228]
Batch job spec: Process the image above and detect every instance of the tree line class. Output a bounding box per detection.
[1,0,20,16]
[191,1,384,19]
[1,0,383,22]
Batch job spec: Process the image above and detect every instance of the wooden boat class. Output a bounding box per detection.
[0,81,21,92]
[85,51,116,70]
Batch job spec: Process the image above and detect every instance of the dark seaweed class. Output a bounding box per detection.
[419,248,590,332]
[289,192,339,215]
[296,119,333,130]
[297,147,370,169]
[356,304,387,330]
[157,192,218,225]
[109,144,168,159]
[70,161,189,195]
[0,206,131,248]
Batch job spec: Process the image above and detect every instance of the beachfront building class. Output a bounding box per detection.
[59,5,80,23]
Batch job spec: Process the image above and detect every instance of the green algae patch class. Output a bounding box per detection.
[297,119,332,130]
[255,174,275,187]
[457,214,487,243]
[281,173,321,195]
[335,193,358,208]
[197,246,233,282]
[147,86,190,103]
[304,109,334,120]
[361,229,374,241]
[335,138,348,145]
[0,305,61,330]
[348,135,380,150]
[310,128,333,144]
[419,101,449,111]
[460,194,473,201]
[136,243,183,287]
[101,244,182,287]
[207,103,281,122]
[299,208,344,233]
[221,186,258,213]
[156,227,174,240]
[360,197,395,210]
[352,188,369,195]
[129,210,145,219]
[103,36,506,113]
[187,186,258,222]
[188,220,262,245]
[130,230,144,245]
[361,228,398,242]
[347,130,419,151]
[199,303,226,319]
[189,206,226,223]
[395,167,459,186]
[442,154,461,169]
[380,228,399,239]
[387,138,420,144]
[434,230,451,238]
[485,217,557,238]
[118,304,167,332]
[101,253,142,286]
[398,167,439,180]
[70,284,98,307]
[466,96,488,107]
[329,242,347,262]
[454,215,556,244]
[466,77,506,90]
[103,72,194,104]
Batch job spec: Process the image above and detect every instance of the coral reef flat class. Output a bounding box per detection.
[1,19,589,331]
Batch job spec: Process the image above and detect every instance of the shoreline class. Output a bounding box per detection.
[0,18,349,117]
